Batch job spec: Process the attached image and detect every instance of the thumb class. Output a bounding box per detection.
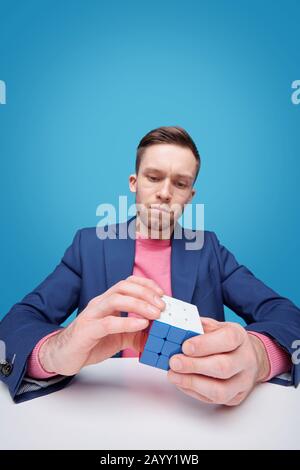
[200,316,223,333]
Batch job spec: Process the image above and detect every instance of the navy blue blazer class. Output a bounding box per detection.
[1,217,299,403]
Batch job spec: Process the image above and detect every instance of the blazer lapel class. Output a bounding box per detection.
[171,224,203,303]
[104,216,136,290]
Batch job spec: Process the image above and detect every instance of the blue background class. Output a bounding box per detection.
[0,0,299,324]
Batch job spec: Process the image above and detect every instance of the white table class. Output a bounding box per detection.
[0,358,299,450]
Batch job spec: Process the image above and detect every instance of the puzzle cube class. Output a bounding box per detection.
[139,295,203,371]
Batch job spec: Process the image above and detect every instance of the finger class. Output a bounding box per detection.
[225,390,248,407]
[177,385,249,407]
[121,328,149,353]
[89,293,163,320]
[169,351,243,379]
[182,322,246,357]
[126,275,164,296]
[200,317,223,333]
[114,279,165,311]
[167,370,244,405]
[175,386,215,404]
[87,315,150,340]
[91,278,165,310]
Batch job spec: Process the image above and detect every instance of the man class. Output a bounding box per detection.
[0,126,299,405]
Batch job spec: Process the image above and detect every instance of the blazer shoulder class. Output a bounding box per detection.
[77,226,98,238]
[203,230,221,251]
[76,226,103,246]
[76,223,118,246]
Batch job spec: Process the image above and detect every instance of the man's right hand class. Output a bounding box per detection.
[38,276,165,376]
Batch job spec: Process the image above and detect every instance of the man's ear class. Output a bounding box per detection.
[129,174,137,193]
[188,188,196,203]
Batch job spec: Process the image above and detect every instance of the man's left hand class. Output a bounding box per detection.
[167,317,270,406]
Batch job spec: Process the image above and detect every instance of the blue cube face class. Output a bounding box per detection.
[139,350,159,367]
[161,340,182,358]
[166,326,187,344]
[149,320,170,339]
[183,330,199,341]
[143,334,164,354]
[156,355,170,371]
[139,319,201,372]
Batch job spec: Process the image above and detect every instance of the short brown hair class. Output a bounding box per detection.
[136,126,201,182]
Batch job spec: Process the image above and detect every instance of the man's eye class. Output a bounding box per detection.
[176,182,188,189]
[147,176,159,182]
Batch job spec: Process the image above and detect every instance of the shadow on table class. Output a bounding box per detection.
[67,369,250,419]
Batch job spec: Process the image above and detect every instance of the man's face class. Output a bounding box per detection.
[129,144,197,237]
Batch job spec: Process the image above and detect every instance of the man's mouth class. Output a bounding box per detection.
[149,205,171,214]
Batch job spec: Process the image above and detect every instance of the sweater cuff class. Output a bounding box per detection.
[26,329,62,379]
[248,331,291,381]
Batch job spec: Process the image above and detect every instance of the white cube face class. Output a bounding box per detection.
[159,295,204,334]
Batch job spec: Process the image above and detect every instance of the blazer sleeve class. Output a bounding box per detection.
[209,231,300,388]
[0,229,82,403]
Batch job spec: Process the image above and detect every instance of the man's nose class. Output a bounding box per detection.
[156,180,172,201]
